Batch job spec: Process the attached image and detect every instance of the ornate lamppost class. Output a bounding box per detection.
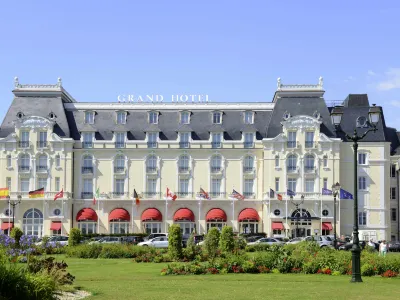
[6,194,22,228]
[290,195,305,238]
[330,104,381,283]
[332,182,341,249]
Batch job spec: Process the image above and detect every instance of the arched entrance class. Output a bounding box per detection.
[291,208,312,238]
[23,208,43,237]
[206,208,227,232]
[141,208,162,234]
[109,208,130,234]
[238,208,259,234]
[76,208,98,234]
[173,208,195,235]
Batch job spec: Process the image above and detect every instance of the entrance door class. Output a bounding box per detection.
[291,227,311,238]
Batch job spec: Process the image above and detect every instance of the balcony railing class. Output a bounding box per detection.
[287,141,297,148]
[211,142,221,148]
[36,165,48,172]
[244,142,254,148]
[147,142,158,148]
[176,192,193,198]
[37,141,48,148]
[81,192,93,199]
[115,142,126,148]
[114,166,125,173]
[178,166,190,173]
[81,166,94,174]
[304,166,315,173]
[18,141,30,148]
[305,141,315,148]
[287,166,298,173]
[82,142,93,149]
[146,167,157,173]
[243,166,254,173]
[179,142,190,148]
[243,192,255,198]
[211,167,222,173]
[142,192,160,198]
[210,192,226,198]
[18,165,30,172]
[7,191,73,199]
[110,192,129,198]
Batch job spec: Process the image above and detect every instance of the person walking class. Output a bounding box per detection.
[379,240,388,257]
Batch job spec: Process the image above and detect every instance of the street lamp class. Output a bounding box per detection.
[330,104,381,283]
[6,195,22,229]
[332,182,341,249]
[290,195,305,238]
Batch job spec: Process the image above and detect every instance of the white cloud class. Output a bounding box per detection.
[389,100,400,108]
[367,70,376,76]
[344,76,355,82]
[377,68,400,90]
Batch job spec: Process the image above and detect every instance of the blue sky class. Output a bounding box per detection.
[0,1,399,128]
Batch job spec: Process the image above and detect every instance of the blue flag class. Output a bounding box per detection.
[269,189,275,198]
[340,188,353,199]
[287,189,296,197]
[322,188,333,195]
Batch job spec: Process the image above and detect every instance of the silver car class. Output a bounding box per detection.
[304,236,332,248]
[247,237,283,246]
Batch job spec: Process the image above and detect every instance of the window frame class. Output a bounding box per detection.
[391,187,396,200]
[212,112,222,124]
[358,176,367,190]
[358,211,367,226]
[180,111,190,125]
[391,164,396,178]
[84,111,95,124]
[358,153,367,165]
[244,111,254,124]
[391,208,397,222]
[116,111,127,125]
[287,178,297,193]
[148,111,159,124]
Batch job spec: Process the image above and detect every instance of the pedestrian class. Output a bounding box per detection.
[379,240,388,257]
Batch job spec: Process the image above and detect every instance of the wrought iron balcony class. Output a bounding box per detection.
[81,192,93,199]
[244,142,254,148]
[18,141,30,148]
[304,166,315,173]
[179,142,190,148]
[82,142,93,149]
[211,167,222,173]
[243,192,255,198]
[115,142,126,148]
[146,166,157,173]
[211,142,221,148]
[243,166,254,173]
[178,166,190,173]
[36,165,48,172]
[176,192,193,198]
[287,141,297,148]
[110,192,128,198]
[209,192,226,198]
[305,141,315,148]
[114,166,125,173]
[18,165,30,172]
[142,192,160,198]
[37,141,48,148]
[81,166,94,174]
[287,166,299,173]
[147,142,158,148]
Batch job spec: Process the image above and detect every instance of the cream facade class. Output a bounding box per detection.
[0,78,397,241]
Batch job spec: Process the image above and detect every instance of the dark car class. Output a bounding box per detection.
[182,234,204,247]
[388,241,400,252]
[245,235,264,243]
[122,236,144,245]
[339,240,377,251]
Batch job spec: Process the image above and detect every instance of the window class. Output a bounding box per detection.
[358,177,367,190]
[179,178,189,196]
[114,155,125,172]
[322,209,329,216]
[23,208,43,237]
[147,132,158,148]
[82,155,93,173]
[274,155,279,168]
[55,154,61,168]
[211,178,222,197]
[287,155,297,172]
[275,178,280,192]
[82,132,94,148]
[38,131,47,148]
[55,177,60,191]
[392,208,397,222]
[358,153,367,165]
[146,178,157,196]
[305,179,315,193]
[358,211,367,225]
[274,209,281,216]
[391,187,396,200]
[212,112,222,124]
[116,111,126,124]
[146,155,157,172]
[304,155,315,172]
[19,154,30,171]
[244,111,253,124]
[288,178,297,193]
[82,179,93,198]
[143,222,162,234]
[78,221,97,235]
[115,132,125,148]
[211,133,222,148]
[323,178,328,190]
[305,132,314,148]
[38,154,47,171]
[178,155,189,172]
[244,179,254,197]
[243,156,254,172]
[323,155,328,168]
[287,132,296,148]
[20,131,29,145]
[211,155,222,172]
[149,112,158,124]
[6,177,11,190]
[179,132,190,148]
[53,208,61,216]
[180,111,190,124]
[6,155,11,168]
[244,133,254,148]
[391,164,396,177]
[37,178,47,191]
[84,111,94,124]
[20,178,29,192]
[114,179,125,196]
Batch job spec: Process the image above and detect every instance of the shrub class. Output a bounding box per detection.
[381,270,398,278]
[66,244,102,259]
[361,263,375,276]
[68,228,82,247]
[219,226,234,253]
[246,244,272,252]
[168,224,182,260]
[28,256,75,285]
[233,237,247,253]
[204,228,220,262]
[10,227,23,247]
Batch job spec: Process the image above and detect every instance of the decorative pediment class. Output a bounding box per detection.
[281,115,322,130]
[14,116,55,130]
[319,133,339,143]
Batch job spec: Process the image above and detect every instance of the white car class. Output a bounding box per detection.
[88,236,123,244]
[138,236,169,248]
[304,236,333,248]
[247,237,283,246]
[287,237,304,244]
[35,236,69,246]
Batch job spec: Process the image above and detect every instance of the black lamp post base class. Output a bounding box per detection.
[350,246,363,283]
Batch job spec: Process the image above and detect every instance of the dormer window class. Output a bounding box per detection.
[115,132,126,148]
[116,111,127,125]
[180,111,190,124]
[212,112,222,124]
[149,112,158,124]
[244,111,254,124]
[84,111,95,124]
[16,112,24,119]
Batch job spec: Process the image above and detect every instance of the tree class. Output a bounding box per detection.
[219,226,234,253]
[68,228,82,247]
[184,230,197,260]
[10,227,23,247]
[168,224,182,260]
[204,227,220,262]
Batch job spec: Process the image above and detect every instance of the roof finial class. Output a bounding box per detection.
[14,77,19,88]
[277,77,281,89]
[57,77,62,87]
[318,76,323,87]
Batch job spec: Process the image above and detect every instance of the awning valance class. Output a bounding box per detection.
[272,222,284,230]
[50,221,62,231]
[142,208,162,222]
[238,208,260,222]
[206,208,227,222]
[174,208,195,222]
[109,208,130,221]
[76,208,98,222]
[322,222,333,230]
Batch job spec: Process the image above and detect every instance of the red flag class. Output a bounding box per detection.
[54,189,64,201]
[134,189,140,205]
[277,194,283,201]
[166,187,177,201]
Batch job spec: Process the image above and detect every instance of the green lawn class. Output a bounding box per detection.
[63,257,400,300]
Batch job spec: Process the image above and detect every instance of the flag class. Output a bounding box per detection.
[134,189,140,205]
[54,189,64,201]
[322,188,333,195]
[230,189,245,200]
[0,188,9,199]
[269,188,275,199]
[340,188,353,200]
[166,187,177,201]
[197,188,211,200]
[29,188,44,199]
[287,189,296,197]
[93,188,100,205]
[277,194,283,201]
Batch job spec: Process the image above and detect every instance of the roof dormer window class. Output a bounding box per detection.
[212,112,222,124]
[180,111,190,125]
[84,111,95,124]
[149,111,158,124]
[116,111,127,125]
[244,111,254,124]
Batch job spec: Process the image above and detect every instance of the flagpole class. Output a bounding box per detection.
[198,199,201,234]
[8,200,11,236]
[268,192,271,237]
[320,193,322,236]
[285,195,288,238]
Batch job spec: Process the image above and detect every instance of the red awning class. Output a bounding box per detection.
[272,222,284,230]
[142,208,162,222]
[238,208,260,222]
[109,208,130,221]
[322,222,333,230]
[174,208,195,222]
[1,222,13,230]
[50,221,62,231]
[76,208,98,222]
[206,208,227,222]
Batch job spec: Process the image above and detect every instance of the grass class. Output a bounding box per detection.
[62,257,400,300]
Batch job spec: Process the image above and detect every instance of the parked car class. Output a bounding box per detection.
[138,236,169,248]
[388,241,400,252]
[89,236,123,244]
[122,236,144,245]
[245,235,264,243]
[35,235,69,246]
[144,233,168,241]
[247,237,283,246]
[304,236,332,248]
[287,237,304,244]
[339,240,372,251]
